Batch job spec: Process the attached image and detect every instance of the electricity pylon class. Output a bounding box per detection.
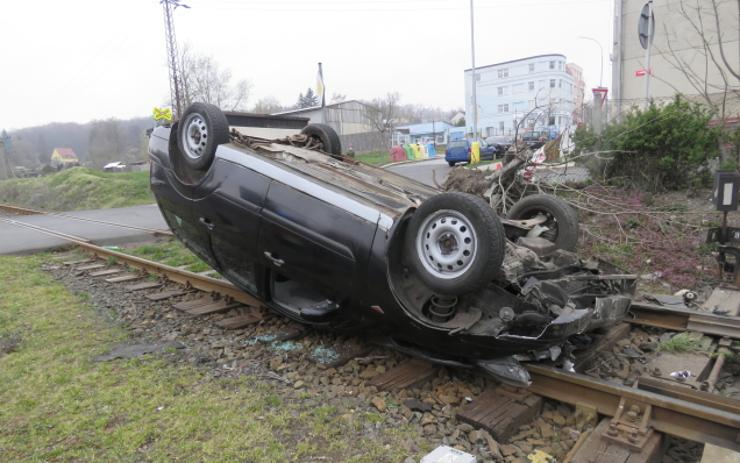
[160,0,189,120]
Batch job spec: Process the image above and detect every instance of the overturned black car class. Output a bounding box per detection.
[148,102,635,385]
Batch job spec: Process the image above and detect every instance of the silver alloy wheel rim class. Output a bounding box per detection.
[415,209,477,280]
[181,113,208,160]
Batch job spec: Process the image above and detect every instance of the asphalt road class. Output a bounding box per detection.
[385,157,590,188]
[385,158,451,188]
[0,204,168,255]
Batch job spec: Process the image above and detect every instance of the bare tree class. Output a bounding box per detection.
[88,119,124,168]
[180,45,252,111]
[652,0,740,159]
[330,92,347,104]
[251,96,286,114]
[364,93,401,148]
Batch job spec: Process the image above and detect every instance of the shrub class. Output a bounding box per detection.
[574,97,721,191]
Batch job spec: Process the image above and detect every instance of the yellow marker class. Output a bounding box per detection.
[470,141,481,164]
[152,107,173,123]
[527,449,556,463]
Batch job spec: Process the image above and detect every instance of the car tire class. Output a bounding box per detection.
[448,161,456,167]
[507,194,579,251]
[177,102,230,171]
[405,192,505,296]
[301,123,342,156]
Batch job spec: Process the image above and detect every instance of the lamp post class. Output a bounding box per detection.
[578,36,604,87]
[469,0,478,141]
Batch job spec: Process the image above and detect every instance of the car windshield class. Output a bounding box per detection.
[448,141,468,149]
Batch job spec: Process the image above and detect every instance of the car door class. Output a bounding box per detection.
[150,159,218,269]
[192,158,269,295]
[258,181,362,302]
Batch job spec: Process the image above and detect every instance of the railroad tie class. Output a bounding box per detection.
[215,311,264,330]
[172,296,240,316]
[125,281,162,292]
[105,273,142,284]
[89,268,125,277]
[456,386,543,441]
[367,358,436,391]
[145,289,188,301]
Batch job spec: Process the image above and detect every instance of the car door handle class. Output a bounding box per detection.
[199,217,214,231]
[263,251,285,267]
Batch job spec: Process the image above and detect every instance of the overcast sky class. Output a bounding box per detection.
[0,0,613,130]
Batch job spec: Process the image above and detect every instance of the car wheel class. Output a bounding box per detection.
[507,194,579,251]
[405,192,505,296]
[177,102,230,171]
[301,123,342,156]
[448,161,456,167]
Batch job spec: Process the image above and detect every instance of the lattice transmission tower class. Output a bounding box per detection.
[160,0,189,120]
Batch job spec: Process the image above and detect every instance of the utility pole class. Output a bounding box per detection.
[160,0,189,120]
[469,0,478,141]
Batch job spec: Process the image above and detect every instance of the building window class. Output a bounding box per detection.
[497,86,505,96]
[549,61,555,70]
[498,104,509,113]
[548,116,556,125]
[558,61,563,70]
[558,79,562,88]
[529,63,535,72]
[528,99,535,109]
[499,121,505,133]
[550,79,556,88]
[528,81,535,91]
[475,74,481,82]
[497,68,509,78]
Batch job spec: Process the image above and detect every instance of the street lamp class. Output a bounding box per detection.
[469,0,478,141]
[578,36,604,87]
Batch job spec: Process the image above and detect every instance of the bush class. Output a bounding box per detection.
[574,97,721,191]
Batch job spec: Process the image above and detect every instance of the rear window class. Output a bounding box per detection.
[448,141,468,149]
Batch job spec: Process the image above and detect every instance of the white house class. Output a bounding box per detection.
[464,54,578,138]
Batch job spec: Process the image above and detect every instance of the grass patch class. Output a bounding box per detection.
[658,332,707,353]
[355,151,391,166]
[0,254,421,462]
[123,239,212,273]
[0,167,153,211]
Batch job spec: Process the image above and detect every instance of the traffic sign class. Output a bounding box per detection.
[638,1,655,50]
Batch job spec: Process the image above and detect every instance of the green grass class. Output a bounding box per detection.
[355,151,391,166]
[0,254,422,462]
[658,332,707,353]
[0,167,153,211]
[124,239,212,273]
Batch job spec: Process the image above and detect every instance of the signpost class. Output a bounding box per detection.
[638,1,655,107]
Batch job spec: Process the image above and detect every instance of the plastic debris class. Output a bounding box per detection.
[528,449,557,463]
[420,445,476,463]
[670,370,692,381]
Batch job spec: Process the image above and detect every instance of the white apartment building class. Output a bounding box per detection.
[464,54,577,138]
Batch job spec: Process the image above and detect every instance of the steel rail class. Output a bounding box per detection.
[0,203,173,236]
[629,301,740,339]
[3,217,739,450]
[527,365,740,451]
[0,217,260,307]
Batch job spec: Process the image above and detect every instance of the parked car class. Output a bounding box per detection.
[149,102,635,385]
[479,140,498,161]
[484,135,514,154]
[444,139,471,167]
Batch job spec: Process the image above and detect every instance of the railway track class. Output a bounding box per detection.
[4,215,740,461]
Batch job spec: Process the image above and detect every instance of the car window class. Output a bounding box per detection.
[448,141,468,149]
